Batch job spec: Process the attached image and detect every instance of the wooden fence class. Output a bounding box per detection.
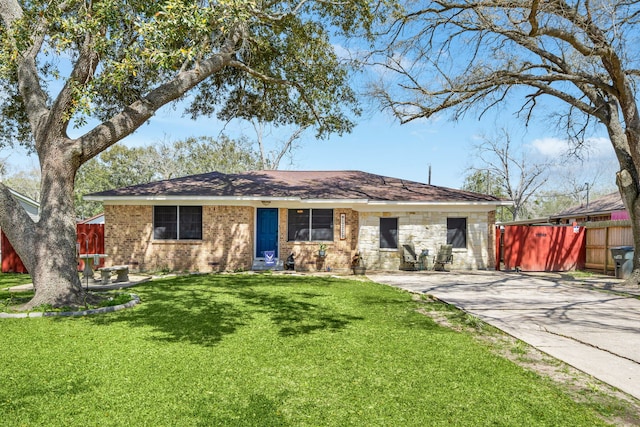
[1,224,105,273]
[584,221,633,274]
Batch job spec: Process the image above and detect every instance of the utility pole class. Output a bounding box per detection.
[584,183,590,208]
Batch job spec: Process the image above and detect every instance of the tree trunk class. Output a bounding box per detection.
[20,145,87,309]
[616,168,640,285]
[610,116,640,285]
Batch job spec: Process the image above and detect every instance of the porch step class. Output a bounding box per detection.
[252,259,284,271]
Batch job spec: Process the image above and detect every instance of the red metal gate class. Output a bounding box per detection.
[76,224,106,270]
[1,224,105,273]
[497,225,586,272]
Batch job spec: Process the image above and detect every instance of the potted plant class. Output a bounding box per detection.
[351,251,366,275]
[318,243,327,257]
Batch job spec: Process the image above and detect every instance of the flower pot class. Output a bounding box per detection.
[352,266,366,275]
[318,250,326,257]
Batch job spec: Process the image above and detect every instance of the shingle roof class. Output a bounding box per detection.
[550,191,625,218]
[87,170,505,203]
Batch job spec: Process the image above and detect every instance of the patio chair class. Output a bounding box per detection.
[433,244,453,271]
[401,244,419,271]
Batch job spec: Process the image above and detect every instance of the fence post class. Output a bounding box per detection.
[604,225,609,275]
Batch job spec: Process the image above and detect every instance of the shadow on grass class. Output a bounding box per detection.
[235,288,364,336]
[0,373,94,420]
[197,392,292,426]
[95,274,364,346]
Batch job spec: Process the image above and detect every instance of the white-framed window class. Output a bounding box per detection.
[287,209,334,241]
[154,206,203,240]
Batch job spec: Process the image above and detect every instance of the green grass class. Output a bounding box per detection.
[0,273,32,289]
[0,274,614,426]
[0,288,134,314]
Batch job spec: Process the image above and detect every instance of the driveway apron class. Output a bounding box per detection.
[368,271,640,400]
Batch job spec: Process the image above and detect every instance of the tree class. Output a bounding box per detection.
[370,1,640,283]
[155,135,261,178]
[462,129,551,221]
[527,161,617,218]
[251,120,309,169]
[74,136,262,218]
[461,169,511,221]
[0,0,376,308]
[74,145,158,220]
[2,167,40,202]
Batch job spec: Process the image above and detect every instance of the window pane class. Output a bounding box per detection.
[179,206,202,240]
[154,206,177,240]
[447,218,467,248]
[311,209,333,241]
[288,209,310,241]
[380,217,398,249]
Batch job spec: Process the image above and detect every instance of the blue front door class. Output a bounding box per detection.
[256,208,278,258]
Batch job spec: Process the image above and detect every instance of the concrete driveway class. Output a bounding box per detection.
[368,270,640,400]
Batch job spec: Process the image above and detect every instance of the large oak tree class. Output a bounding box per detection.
[0,0,378,308]
[370,0,640,283]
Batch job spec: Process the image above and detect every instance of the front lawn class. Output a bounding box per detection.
[0,273,32,289]
[0,274,617,426]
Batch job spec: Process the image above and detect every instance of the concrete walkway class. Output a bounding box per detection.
[368,270,640,401]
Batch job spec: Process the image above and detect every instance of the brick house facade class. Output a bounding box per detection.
[87,171,509,273]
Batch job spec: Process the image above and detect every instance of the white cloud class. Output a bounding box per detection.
[531,136,614,159]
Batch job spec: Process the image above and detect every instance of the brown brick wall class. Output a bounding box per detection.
[104,205,254,272]
[279,208,359,272]
[104,204,493,273]
[487,210,496,269]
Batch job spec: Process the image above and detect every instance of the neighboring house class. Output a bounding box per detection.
[6,188,40,221]
[1,188,40,273]
[78,213,105,224]
[549,192,627,224]
[497,191,627,226]
[85,170,511,273]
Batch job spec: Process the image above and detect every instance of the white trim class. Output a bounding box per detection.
[9,189,39,209]
[88,195,511,211]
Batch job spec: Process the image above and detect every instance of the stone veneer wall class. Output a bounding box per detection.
[104,205,254,272]
[357,210,496,270]
[278,208,359,272]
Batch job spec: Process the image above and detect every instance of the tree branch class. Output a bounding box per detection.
[77,24,246,163]
[1,0,50,143]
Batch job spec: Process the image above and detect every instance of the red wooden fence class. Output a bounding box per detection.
[1,231,28,273]
[76,224,106,270]
[497,225,586,272]
[1,224,105,273]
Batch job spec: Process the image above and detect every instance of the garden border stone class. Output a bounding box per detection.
[0,294,140,318]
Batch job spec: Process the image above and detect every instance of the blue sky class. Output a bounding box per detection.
[0,5,622,196]
[3,99,619,192]
[1,46,620,194]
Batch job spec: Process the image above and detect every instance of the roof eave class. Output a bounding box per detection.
[10,189,39,208]
[85,195,512,208]
[549,208,625,220]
